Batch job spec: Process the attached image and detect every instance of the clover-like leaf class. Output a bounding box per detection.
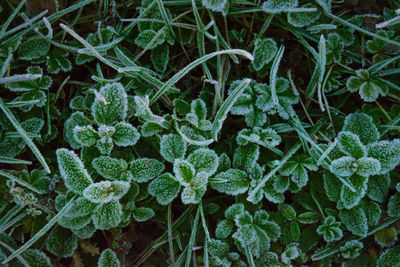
[225,203,245,220]
[96,136,114,155]
[187,148,219,177]
[73,125,99,147]
[202,0,228,12]
[262,0,298,14]
[46,48,72,74]
[22,249,52,267]
[91,83,128,125]
[92,201,122,230]
[83,181,130,204]
[343,113,379,146]
[181,186,206,204]
[216,220,234,239]
[340,240,363,259]
[325,32,344,64]
[160,134,187,163]
[281,243,301,265]
[368,139,400,174]
[92,156,131,181]
[287,4,321,28]
[317,216,343,243]
[346,69,388,102]
[98,249,120,267]
[338,131,366,158]
[148,173,181,205]
[130,158,165,182]
[46,227,78,258]
[339,206,368,237]
[252,38,277,71]
[211,169,249,195]
[56,148,93,194]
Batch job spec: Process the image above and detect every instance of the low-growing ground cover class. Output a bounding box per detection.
[0,0,400,266]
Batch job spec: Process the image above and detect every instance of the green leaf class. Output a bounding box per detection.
[377,246,400,267]
[73,125,99,147]
[98,249,120,267]
[202,0,228,12]
[63,197,96,218]
[113,122,140,147]
[317,216,343,243]
[340,240,363,259]
[56,148,93,194]
[64,112,92,149]
[356,157,381,176]
[361,200,381,227]
[57,214,92,230]
[374,227,398,248]
[262,0,298,14]
[252,38,277,71]
[83,181,130,203]
[132,207,155,222]
[46,227,77,258]
[181,186,206,204]
[92,201,122,230]
[367,174,390,203]
[96,136,114,155]
[388,193,400,217]
[130,158,165,182]
[297,212,319,224]
[278,204,297,221]
[18,37,50,60]
[211,169,249,195]
[330,156,357,178]
[22,249,52,267]
[342,113,379,145]
[368,140,400,174]
[92,156,130,181]
[134,29,164,49]
[323,171,342,202]
[151,44,169,73]
[91,83,128,125]
[160,134,187,163]
[340,175,368,209]
[233,144,259,170]
[287,4,321,28]
[187,148,219,177]
[338,131,366,159]
[215,220,233,239]
[186,99,212,131]
[339,206,368,237]
[148,173,181,205]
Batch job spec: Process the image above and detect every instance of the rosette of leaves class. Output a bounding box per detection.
[279,154,318,189]
[66,83,140,153]
[215,203,281,259]
[325,33,344,64]
[149,136,218,204]
[316,216,343,243]
[6,66,52,112]
[255,77,298,120]
[76,26,117,65]
[346,69,388,102]
[56,148,131,230]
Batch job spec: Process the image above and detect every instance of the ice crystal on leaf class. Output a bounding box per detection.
[98,249,120,267]
[83,181,130,204]
[130,158,164,182]
[287,4,321,28]
[160,134,187,163]
[252,38,278,71]
[202,0,228,12]
[343,113,379,145]
[148,173,181,205]
[236,127,281,148]
[317,216,343,242]
[367,139,400,174]
[347,69,388,102]
[92,201,123,230]
[185,99,212,131]
[211,169,249,196]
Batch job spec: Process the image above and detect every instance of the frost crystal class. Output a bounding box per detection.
[252,38,277,71]
[262,0,298,14]
[342,113,379,145]
[202,0,228,12]
[160,134,187,163]
[83,181,130,204]
[130,158,165,182]
[211,169,249,195]
[148,173,181,205]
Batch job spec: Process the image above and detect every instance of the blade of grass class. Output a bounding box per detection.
[270,45,285,106]
[0,99,50,173]
[184,205,200,267]
[0,156,31,165]
[0,170,43,194]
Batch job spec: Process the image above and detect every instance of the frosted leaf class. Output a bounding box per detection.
[339,206,368,237]
[56,148,93,194]
[148,173,181,205]
[297,211,319,224]
[92,201,122,230]
[368,140,400,174]
[46,227,78,258]
[273,175,290,193]
[377,246,400,267]
[181,186,206,204]
[92,156,130,181]
[209,239,229,258]
[73,125,99,147]
[256,252,280,267]
[367,174,390,203]
[230,93,253,115]
[22,249,52,267]
[187,148,219,176]
[263,180,285,204]
[215,220,233,239]
[346,70,387,102]
[361,200,381,226]
[343,113,379,146]
[237,127,281,148]
[72,223,96,239]
[46,48,72,74]
[330,156,357,178]
[113,122,140,147]
[245,108,267,127]
[252,38,277,71]
[83,181,130,203]
[64,112,92,149]
[64,197,96,218]
[58,214,91,230]
[173,159,196,186]
[374,227,398,248]
[186,99,212,131]
[281,243,301,265]
[18,37,50,60]
[315,0,331,12]
[217,153,231,173]
[140,122,163,137]
[151,44,169,73]
[233,144,259,170]
[340,174,368,209]
[340,240,363,259]
[232,224,257,246]
[338,131,366,158]
[388,193,400,217]
[191,171,209,188]
[98,249,120,267]
[287,4,321,28]
[211,169,249,195]
[98,125,116,137]
[91,83,128,125]
[225,203,245,220]
[160,134,187,163]
[317,216,343,243]
[202,0,228,12]
[325,32,344,64]
[262,0,298,14]
[360,82,380,102]
[356,157,381,176]
[132,207,155,222]
[130,158,165,182]
[96,136,114,155]
[134,29,164,49]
